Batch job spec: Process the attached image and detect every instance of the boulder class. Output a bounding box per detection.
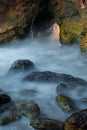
[56,95,74,112]
[24,71,87,87]
[65,109,87,130]
[0,111,21,125]
[15,101,40,120]
[30,113,64,130]
[9,59,34,72]
[48,0,87,46]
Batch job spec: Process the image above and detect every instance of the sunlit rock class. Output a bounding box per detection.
[80,34,87,51]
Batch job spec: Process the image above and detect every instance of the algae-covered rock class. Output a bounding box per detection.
[9,59,34,72]
[0,112,21,125]
[0,0,41,44]
[16,102,40,119]
[65,109,87,130]
[30,115,64,130]
[56,95,73,112]
[80,33,87,51]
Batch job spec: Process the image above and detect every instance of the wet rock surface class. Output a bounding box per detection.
[0,94,21,126]
[24,71,87,87]
[56,95,74,112]
[9,59,34,72]
[65,109,87,130]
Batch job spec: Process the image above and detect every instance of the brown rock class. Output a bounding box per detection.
[65,109,87,130]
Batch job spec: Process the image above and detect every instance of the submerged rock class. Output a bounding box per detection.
[0,111,21,125]
[9,59,34,72]
[24,71,87,87]
[0,94,11,106]
[56,95,74,112]
[16,101,40,120]
[30,116,64,130]
[65,109,87,130]
[19,89,37,96]
[56,83,69,95]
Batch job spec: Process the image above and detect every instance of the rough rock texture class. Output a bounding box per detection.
[0,0,41,44]
[65,109,87,130]
[24,71,87,87]
[0,0,87,50]
[48,0,87,48]
[9,59,34,72]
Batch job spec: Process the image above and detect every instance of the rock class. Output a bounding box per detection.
[9,59,34,72]
[15,100,64,129]
[65,109,87,130]
[0,101,21,125]
[56,95,74,112]
[48,0,87,45]
[23,71,87,87]
[0,111,21,125]
[56,83,69,95]
[30,115,64,130]
[16,101,40,120]
[19,89,37,96]
[0,0,41,44]
[80,33,87,51]
[0,94,11,106]
[42,22,61,46]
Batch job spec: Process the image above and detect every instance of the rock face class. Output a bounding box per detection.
[24,71,87,87]
[0,0,41,43]
[48,0,87,48]
[65,109,87,130]
[0,0,86,48]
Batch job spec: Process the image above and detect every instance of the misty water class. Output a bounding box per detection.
[0,38,87,130]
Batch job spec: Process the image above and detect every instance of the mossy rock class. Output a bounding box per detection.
[56,95,73,112]
[0,113,21,125]
[80,34,87,51]
[60,20,84,43]
[9,59,34,72]
[30,115,64,130]
[16,102,40,119]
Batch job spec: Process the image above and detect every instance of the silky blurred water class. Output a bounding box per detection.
[0,38,87,130]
